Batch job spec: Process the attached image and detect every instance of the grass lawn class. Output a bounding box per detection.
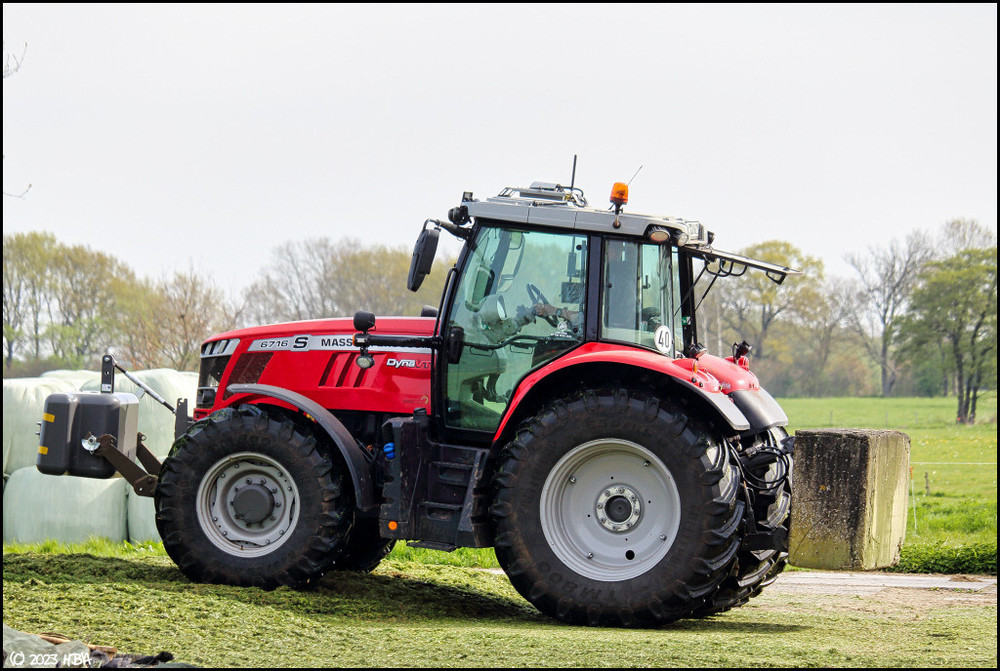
[2,551,996,668]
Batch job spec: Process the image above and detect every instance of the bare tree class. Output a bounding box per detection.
[846,230,934,396]
[3,42,27,79]
[3,42,32,198]
[241,238,450,327]
[711,240,824,361]
[938,218,996,255]
[119,268,230,371]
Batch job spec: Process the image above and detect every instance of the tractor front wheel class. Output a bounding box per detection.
[155,405,352,588]
[491,388,742,627]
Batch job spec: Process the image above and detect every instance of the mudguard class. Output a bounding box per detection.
[728,388,788,432]
[227,383,377,512]
[493,343,755,440]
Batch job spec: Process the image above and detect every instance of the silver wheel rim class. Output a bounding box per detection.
[196,451,300,557]
[540,439,681,581]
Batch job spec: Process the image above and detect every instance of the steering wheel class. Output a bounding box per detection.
[526,283,559,326]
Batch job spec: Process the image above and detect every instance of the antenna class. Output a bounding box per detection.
[569,154,578,191]
[627,164,643,186]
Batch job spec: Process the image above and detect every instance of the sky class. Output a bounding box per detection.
[3,4,997,297]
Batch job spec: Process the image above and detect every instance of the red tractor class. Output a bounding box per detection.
[39,180,798,627]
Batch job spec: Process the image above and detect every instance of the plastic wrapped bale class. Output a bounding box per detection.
[40,369,102,390]
[3,377,79,475]
[126,488,161,543]
[2,467,128,544]
[82,368,197,458]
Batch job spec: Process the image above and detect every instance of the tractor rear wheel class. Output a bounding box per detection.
[155,405,351,589]
[491,387,742,627]
[694,428,792,615]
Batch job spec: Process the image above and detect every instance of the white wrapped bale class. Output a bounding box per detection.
[126,489,161,543]
[39,369,102,390]
[2,467,128,544]
[82,368,197,458]
[3,377,78,475]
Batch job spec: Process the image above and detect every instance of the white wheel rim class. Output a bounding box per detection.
[540,439,682,582]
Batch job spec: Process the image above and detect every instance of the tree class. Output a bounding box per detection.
[240,238,451,326]
[117,269,231,371]
[905,247,997,423]
[710,241,824,362]
[3,231,56,372]
[3,42,32,199]
[45,244,135,366]
[846,231,934,396]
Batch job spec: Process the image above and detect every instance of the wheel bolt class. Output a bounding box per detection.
[659,534,667,541]
[587,552,594,559]
[246,478,252,484]
[597,503,604,510]
[222,531,228,536]
[643,460,650,467]
[275,502,281,508]
[569,477,577,484]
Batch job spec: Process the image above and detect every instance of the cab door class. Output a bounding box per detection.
[439,225,589,438]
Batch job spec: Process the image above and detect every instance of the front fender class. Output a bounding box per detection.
[226,383,377,512]
[493,343,753,441]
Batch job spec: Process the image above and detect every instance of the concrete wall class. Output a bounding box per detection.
[790,429,910,570]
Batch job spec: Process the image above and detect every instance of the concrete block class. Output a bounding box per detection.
[789,429,910,570]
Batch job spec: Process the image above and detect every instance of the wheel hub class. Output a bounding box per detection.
[196,452,299,557]
[596,486,642,531]
[232,483,275,524]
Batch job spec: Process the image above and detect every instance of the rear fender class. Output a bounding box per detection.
[225,383,377,512]
[493,343,753,445]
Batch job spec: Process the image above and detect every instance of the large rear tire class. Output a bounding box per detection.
[491,388,742,627]
[155,405,352,588]
[695,428,792,615]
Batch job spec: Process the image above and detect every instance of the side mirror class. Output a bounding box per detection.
[407,221,441,292]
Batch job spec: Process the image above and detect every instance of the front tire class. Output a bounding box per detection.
[331,517,396,572]
[155,405,352,589]
[491,388,742,627]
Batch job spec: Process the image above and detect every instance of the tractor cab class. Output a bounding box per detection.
[367,181,799,443]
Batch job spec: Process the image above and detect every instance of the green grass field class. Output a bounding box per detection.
[2,552,996,667]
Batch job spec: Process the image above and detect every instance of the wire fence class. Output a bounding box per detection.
[906,462,997,536]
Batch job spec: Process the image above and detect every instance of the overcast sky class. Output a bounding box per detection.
[3,4,997,296]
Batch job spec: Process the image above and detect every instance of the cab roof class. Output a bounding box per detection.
[461,182,801,283]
